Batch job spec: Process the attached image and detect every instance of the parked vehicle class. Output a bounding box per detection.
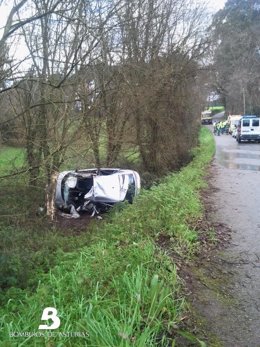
[236,115,260,143]
[201,110,213,124]
[227,115,241,134]
[55,168,141,216]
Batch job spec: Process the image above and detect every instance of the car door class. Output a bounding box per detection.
[241,118,250,135]
[251,118,260,137]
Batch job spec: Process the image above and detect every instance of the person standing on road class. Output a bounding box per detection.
[224,121,229,134]
[213,121,217,135]
[216,122,221,136]
[220,121,224,134]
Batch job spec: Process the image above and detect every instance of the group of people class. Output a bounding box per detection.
[213,120,229,136]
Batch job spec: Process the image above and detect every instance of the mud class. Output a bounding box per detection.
[189,131,260,347]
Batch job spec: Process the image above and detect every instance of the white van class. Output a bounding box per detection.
[236,115,260,143]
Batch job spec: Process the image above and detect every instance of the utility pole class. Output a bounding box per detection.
[242,87,246,114]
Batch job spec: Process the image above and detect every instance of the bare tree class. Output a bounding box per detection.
[109,0,209,174]
[0,0,210,209]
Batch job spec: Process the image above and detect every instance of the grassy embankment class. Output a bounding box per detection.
[207,106,225,115]
[0,146,25,175]
[0,128,215,346]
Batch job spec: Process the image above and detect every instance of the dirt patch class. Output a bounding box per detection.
[156,166,233,346]
[52,211,103,233]
[197,167,232,250]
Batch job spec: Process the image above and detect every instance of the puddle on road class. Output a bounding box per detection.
[218,160,260,171]
[216,148,260,171]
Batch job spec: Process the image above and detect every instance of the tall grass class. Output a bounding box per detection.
[0,128,215,346]
[0,146,25,176]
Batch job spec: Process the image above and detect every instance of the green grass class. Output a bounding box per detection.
[207,106,225,115]
[0,127,215,346]
[0,146,25,176]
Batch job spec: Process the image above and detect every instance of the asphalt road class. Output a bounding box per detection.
[212,111,225,120]
[192,129,260,347]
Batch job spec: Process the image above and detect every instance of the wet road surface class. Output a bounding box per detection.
[215,135,260,171]
[192,130,260,347]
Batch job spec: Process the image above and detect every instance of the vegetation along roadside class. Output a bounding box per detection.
[0,127,215,346]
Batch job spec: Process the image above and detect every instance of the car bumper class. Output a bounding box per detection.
[201,119,212,124]
[240,134,260,141]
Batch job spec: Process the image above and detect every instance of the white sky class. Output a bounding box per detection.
[206,0,226,12]
[0,0,227,73]
[0,0,227,31]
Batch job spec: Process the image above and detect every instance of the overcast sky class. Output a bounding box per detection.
[0,0,227,24]
[0,0,227,78]
[0,0,227,32]
[206,0,226,12]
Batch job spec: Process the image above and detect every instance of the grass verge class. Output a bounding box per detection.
[0,127,215,346]
[0,146,25,176]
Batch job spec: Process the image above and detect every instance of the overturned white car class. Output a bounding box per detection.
[55,168,141,216]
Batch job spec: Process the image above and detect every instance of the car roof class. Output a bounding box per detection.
[241,115,258,118]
